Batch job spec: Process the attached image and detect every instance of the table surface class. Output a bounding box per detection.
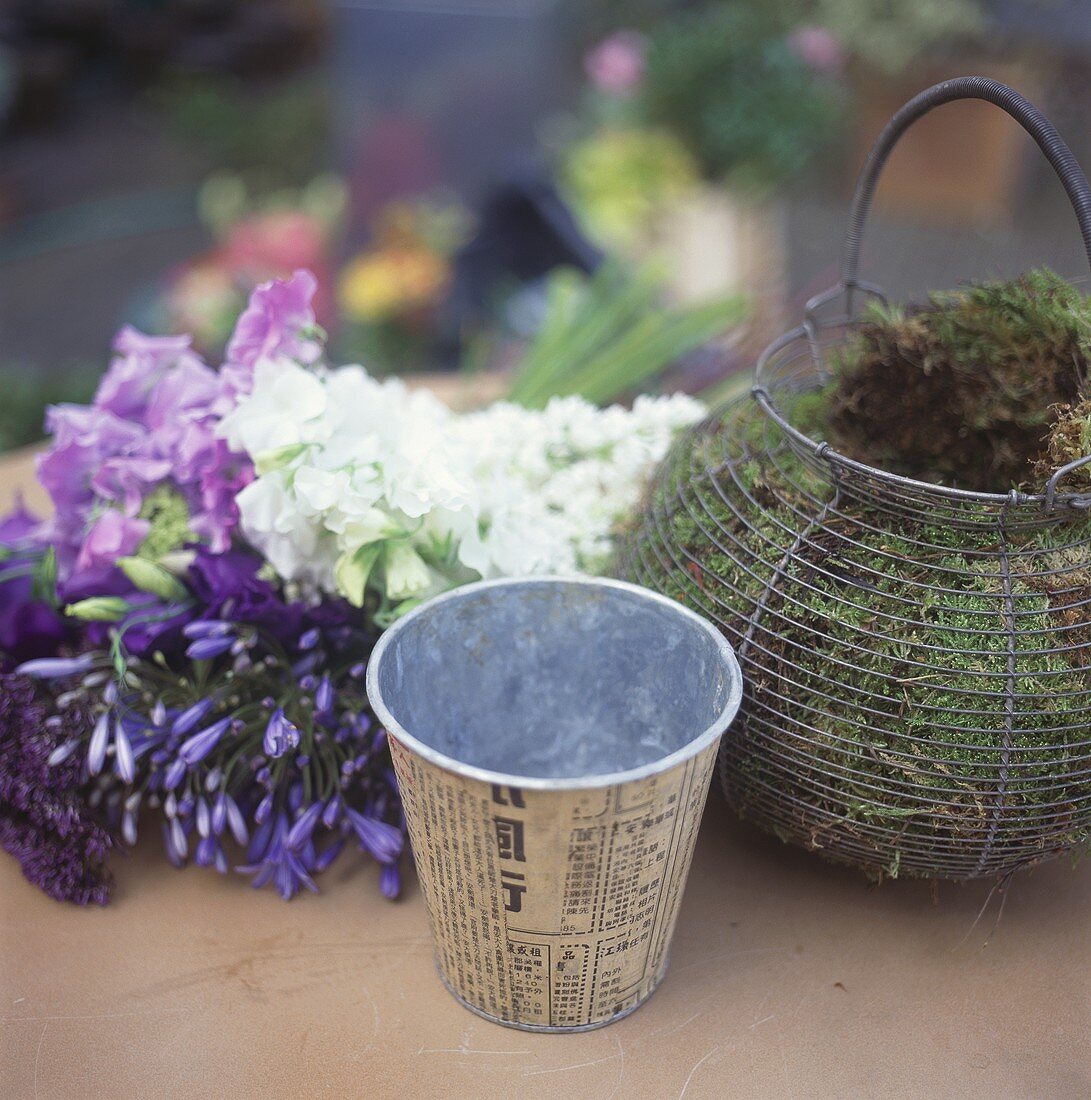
[1,448,1090,1099]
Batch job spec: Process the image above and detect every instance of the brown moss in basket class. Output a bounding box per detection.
[621,397,1091,881]
[827,268,1091,491]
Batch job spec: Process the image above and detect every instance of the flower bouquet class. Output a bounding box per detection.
[0,269,704,905]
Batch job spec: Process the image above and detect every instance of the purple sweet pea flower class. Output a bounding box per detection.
[0,498,41,546]
[95,327,199,419]
[223,270,322,386]
[74,510,149,576]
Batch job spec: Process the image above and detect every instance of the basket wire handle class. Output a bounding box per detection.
[843,76,1091,288]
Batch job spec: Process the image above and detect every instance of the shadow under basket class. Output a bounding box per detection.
[622,77,1091,882]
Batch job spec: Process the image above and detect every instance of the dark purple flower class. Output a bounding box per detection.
[187,547,302,640]
[0,674,114,904]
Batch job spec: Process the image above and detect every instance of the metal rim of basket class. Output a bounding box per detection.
[753,76,1091,514]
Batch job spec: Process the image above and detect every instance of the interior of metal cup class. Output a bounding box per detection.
[369,579,738,781]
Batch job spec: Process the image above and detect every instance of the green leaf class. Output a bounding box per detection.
[31,547,58,608]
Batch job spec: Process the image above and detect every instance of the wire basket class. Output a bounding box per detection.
[623,78,1091,881]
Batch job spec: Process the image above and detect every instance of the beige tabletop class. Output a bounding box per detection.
[1,446,1090,1098]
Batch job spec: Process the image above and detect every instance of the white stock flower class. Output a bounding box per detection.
[224,359,703,613]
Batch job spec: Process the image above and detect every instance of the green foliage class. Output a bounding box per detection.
[640,5,844,189]
[784,0,985,75]
[0,365,98,453]
[508,263,744,408]
[829,269,1091,491]
[151,74,330,194]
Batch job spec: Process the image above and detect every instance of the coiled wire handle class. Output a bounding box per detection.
[755,76,1091,508]
[842,76,1091,286]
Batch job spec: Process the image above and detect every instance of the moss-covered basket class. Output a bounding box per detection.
[621,389,1091,881]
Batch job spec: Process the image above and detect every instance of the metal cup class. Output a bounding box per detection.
[366,576,742,1032]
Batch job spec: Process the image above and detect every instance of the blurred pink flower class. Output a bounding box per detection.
[786,25,846,75]
[584,30,647,97]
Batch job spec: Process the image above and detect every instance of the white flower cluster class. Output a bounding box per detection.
[217,358,703,615]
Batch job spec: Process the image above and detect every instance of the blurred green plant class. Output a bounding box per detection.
[508,263,745,408]
[0,366,98,452]
[640,5,845,190]
[791,0,985,76]
[151,74,330,194]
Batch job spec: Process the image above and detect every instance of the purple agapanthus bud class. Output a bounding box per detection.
[186,635,235,660]
[314,837,345,873]
[172,697,214,736]
[262,707,300,758]
[170,817,188,861]
[183,619,233,639]
[151,699,167,727]
[179,717,231,764]
[15,654,95,679]
[292,652,320,678]
[164,758,187,790]
[380,862,400,899]
[255,791,274,825]
[298,627,320,651]
[114,720,135,783]
[315,676,334,715]
[322,797,341,829]
[163,822,184,868]
[47,740,79,766]
[195,834,218,867]
[344,808,403,863]
[286,801,323,850]
[122,809,138,846]
[87,713,110,775]
[196,797,211,838]
[224,792,248,845]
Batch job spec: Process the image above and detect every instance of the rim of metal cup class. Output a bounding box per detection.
[365,575,743,792]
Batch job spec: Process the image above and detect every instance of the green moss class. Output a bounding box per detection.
[620,393,1091,881]
[827,268,1091,491]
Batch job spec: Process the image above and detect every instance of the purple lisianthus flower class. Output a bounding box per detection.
[187,546,301,638]
[0,556,69,669]
[0,674,115,904]
[222,270,321,392]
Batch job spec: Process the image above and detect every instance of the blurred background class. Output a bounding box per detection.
[0,0,1088,450]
